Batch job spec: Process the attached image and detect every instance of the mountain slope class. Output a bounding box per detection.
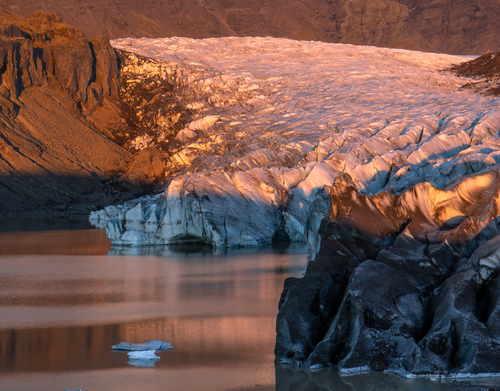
[0,12,131,214]
[3,0,500,54]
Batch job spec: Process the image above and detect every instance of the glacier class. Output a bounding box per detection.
[89,37,500,248]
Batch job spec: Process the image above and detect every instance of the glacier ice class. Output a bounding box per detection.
[90,37,500,248]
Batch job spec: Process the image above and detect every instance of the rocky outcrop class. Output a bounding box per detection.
[0,12,134,215]
[450,52,500,96]
[0,11,120,111]
[275,170,500,378]
[3,0,500,55]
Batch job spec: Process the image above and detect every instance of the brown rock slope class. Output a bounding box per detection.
[3,0,500,54]
[0,12,134,215]
[450,52,500,96]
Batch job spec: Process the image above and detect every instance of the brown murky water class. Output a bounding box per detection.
[0,228,498,391]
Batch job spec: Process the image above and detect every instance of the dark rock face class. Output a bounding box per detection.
[3,0,500,55]
[276,261,347,364]
[275,172,500,377]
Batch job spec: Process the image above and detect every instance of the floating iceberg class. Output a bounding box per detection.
[112,340,173,351]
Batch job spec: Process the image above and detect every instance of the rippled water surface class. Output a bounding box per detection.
[0,226,498,391]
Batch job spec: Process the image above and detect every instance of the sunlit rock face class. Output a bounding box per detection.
[0,12,134,214]
[4,0,500,55]
[450,52,500,96]
[0,11,120,113]
[91,37,500,249]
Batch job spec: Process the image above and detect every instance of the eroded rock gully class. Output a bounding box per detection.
[275,171,500,378]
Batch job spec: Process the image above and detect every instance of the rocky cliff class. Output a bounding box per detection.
[0,12,178,216]
[2,0,500,55]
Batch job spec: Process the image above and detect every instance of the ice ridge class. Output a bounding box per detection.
[89,37,500,248]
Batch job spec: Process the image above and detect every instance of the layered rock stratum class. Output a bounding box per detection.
[2,0,500,55]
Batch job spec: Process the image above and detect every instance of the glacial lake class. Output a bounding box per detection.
[0,221,499,391]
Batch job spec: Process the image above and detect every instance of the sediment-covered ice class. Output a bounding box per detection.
[90,37,500,247]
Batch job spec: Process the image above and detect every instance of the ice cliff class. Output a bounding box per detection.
[89,37,500,249]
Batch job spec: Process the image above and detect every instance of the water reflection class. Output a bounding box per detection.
[3,229,494,390]
[0,228,308,387]
[0,229,111,255]
[275,365,500,391]
[127,358,158,368]
[108,241,309,257]
[0,215,92,232]
[0,315,277,372]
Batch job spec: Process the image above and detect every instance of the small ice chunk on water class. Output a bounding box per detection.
[112,340,173,351]
[127,350,160,360]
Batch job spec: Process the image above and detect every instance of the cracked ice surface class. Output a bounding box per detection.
[91,37,500,248]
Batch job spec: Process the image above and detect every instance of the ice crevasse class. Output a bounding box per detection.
[89,37,500,249]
